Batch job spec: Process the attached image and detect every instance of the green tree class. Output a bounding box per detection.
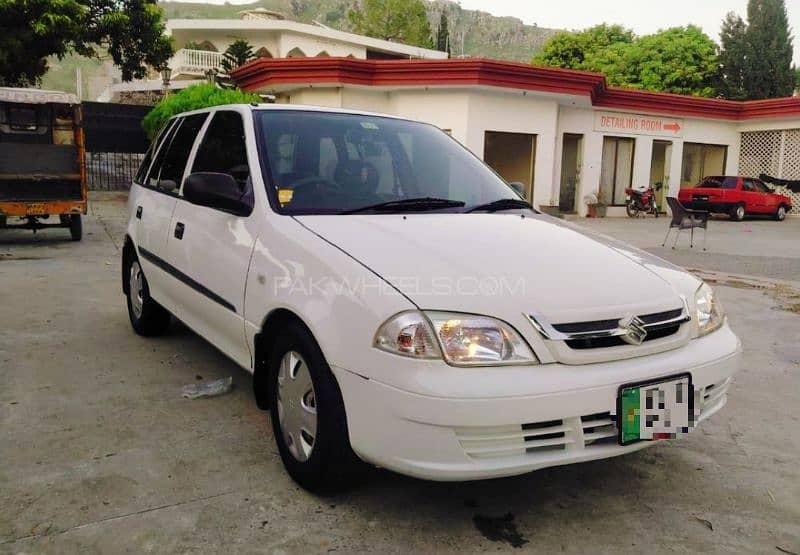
[142,83,260,140]
[534,24,718,97]
[716,13,749,99]
[533,24,634,70]
[349,0,433,49]
[436,11,450,55]
[220,39,255,75]
[743,0,794,98]
[624,26,719,97]
[0,0,173,86]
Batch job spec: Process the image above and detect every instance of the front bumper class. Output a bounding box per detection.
[333,324,741,481]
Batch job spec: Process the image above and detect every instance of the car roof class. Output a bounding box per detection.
[172,103,413,123]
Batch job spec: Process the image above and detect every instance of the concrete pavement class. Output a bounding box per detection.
[1,195,798,553]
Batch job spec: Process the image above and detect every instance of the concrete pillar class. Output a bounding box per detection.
[667,139,684,198]
[578,132,604,216]
[633,137,653,188]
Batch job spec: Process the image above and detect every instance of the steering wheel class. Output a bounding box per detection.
[291,175,341,196]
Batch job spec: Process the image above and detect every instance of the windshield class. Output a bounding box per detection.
[254,110,520,214]
[698,176,738,189]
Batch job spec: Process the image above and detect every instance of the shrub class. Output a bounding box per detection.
[142,83,260,140]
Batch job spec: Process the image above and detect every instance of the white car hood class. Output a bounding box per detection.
[295,213,688,325]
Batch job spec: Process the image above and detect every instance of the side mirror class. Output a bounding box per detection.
[183,172,253,216]
[509,181,526,197]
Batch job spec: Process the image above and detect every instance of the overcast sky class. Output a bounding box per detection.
[455,0,799,64]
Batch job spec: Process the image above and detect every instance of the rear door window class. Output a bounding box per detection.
[156,113,207,192]
[142,120,180,188]
[191,111,250,189]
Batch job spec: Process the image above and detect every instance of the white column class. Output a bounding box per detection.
[667,139,684,198]
[633,137,653,188]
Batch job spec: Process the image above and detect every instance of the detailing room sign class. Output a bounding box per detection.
[594,112,684,137]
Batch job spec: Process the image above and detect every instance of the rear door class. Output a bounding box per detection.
[132,113,208,305]
[741,178,766,213]
[162,110,259,368]
[752,179,778,213]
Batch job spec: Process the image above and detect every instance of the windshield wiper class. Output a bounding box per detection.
[341,197,466,215]
[465,198,532,213]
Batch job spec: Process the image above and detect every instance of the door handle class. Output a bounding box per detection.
[174,222,185,240]
[136,206,143,219]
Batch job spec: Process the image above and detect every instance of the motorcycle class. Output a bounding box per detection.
[625,182,663,218]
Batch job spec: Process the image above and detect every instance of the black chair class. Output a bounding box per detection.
[663,197,710,250]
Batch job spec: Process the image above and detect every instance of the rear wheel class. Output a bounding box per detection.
[68,214,82,241]
[125,254,171,336]
[775,205,787,221]
[268,321,361,493]
[730,203,745,221]
[625,201,639,218]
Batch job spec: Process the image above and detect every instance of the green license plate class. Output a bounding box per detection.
[617,373,695,445]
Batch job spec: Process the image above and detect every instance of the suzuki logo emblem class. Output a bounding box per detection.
[619,315,648,346]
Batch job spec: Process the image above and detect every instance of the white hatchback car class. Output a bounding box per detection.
[124,104,741,492]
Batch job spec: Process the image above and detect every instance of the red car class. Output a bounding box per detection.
[678,176,792,221]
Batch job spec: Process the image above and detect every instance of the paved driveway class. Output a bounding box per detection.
[1,196,798,553]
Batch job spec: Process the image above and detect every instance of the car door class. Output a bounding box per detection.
[130,118,180,299]
[132,113,208,307]
[753,179,778,213]
[741,179,764,213]
[162,110,259,368]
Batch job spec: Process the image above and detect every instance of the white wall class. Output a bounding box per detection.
[463,91,559,208]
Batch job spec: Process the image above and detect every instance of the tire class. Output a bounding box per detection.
[625,201,639,218]
[730,203,745,221]
[268,321,361,493]
[775,205,787,221]
[125,253,171,336]
[68,214,82,241]
[0,215,6,228]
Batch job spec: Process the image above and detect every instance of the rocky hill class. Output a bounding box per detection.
[41,0,562,97]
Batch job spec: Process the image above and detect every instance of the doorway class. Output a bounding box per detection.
[484,131,536,201]
[559,134,583,212]
[681,143,727,189]
[649,140,672,211]
[599,136,635,206]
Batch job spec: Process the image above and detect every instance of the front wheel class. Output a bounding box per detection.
[625,200,640,218]
[68,214,82,241]
[775,205,787,221]
[125,253,171,336]
[268,321,361,493]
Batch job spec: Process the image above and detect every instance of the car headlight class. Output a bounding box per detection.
[695,283,724,336]
[374,311,537,366]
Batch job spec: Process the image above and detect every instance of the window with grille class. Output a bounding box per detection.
[739,129,800,208]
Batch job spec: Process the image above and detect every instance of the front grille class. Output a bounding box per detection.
[455,419,572,460]
[581,412,617,447]
[552,308,685,350]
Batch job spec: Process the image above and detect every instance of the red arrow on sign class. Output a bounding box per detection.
[664,122,681,133]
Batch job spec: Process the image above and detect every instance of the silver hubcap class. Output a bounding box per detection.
[736,206,744,219]
[277,351,317,462]
[778,207,785,219]
[129,260,144,319]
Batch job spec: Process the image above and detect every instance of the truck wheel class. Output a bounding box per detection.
[730,204,745,221]
[69,214,82,241]
[775,205,787,221]
[268,321,362,493]
[125,253,171,336]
